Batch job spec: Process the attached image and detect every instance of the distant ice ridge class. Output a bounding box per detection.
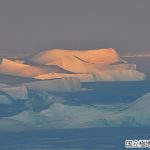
[0,48,146,81]
[3,92,149,131]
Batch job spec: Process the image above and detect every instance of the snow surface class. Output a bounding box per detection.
[31,48,122,65]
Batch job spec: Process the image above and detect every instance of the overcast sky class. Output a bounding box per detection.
[0,0,150,55]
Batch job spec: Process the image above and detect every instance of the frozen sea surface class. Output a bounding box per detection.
[0,127,150,150]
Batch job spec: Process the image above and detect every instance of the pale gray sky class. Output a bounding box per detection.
[0,0,150,55]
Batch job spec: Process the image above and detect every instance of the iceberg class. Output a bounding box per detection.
[8,92,150,130]
[0,85,28,100]
[93,70,145,81]
[25,77,82,92]
[120,93,150,126]
[0,48,146,82]
[30,48,146,81]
